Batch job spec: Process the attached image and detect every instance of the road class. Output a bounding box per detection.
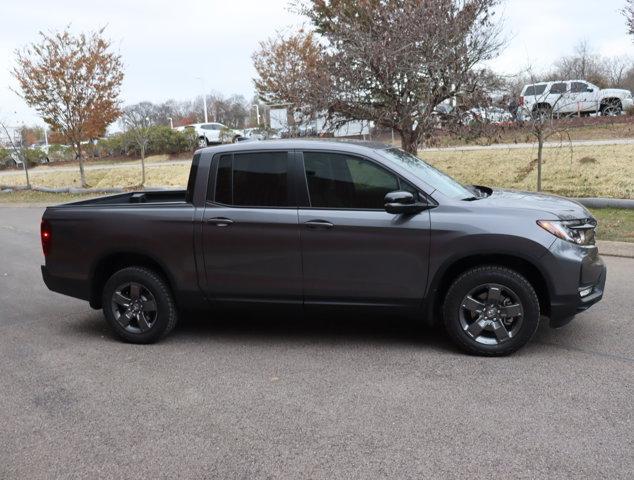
[1,206,632,479]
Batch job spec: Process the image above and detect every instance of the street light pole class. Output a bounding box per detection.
[195,76,208,123]
[252,104,261,126]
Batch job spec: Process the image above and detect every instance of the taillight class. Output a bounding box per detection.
[519,96,524,106]
[41,220,52,256]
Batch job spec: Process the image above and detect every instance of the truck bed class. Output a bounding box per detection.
[57,190,188,207]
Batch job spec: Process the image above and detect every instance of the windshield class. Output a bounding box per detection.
[379,148,475,199]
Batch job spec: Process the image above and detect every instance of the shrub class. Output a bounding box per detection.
[47,144,74,162]
[21,148,48,167]
[146,126,196,155]
[98,126,196,158]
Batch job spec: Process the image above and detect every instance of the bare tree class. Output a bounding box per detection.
[0,121,30,189]
[625,0,634,38]
[12,26,124,187]
[519,71,573,192]
[253,31,330,135]
[548,40,632,88]
[121,102,154,186]
[280,0,504,154]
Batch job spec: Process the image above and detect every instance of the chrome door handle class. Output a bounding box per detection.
[304,219,334,229]
[207,217,234,227]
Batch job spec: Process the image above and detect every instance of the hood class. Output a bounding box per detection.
[475,187,592,220]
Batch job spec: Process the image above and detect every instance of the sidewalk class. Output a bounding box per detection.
[597,240,634,259]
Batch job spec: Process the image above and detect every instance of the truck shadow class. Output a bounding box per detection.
[170,308,455,352]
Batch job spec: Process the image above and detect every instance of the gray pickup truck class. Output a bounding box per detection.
[41,140,606,355]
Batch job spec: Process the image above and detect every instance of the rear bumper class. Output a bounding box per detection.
[41,265,91,302]
[549,257,607,328]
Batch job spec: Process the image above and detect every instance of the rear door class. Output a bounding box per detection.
[297,150,431,307]
[570,82,596,114]
[201,150,302,303]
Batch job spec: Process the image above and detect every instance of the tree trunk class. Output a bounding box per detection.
[399,130,419,155]
[23,158,31,189]
[76,142,86,188]
[536,131,543,192]
[140,145,146,187]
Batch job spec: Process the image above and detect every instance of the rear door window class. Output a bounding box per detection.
[549,83,567,94]
[213,152,291,207]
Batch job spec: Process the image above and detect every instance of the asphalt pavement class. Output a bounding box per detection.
[0,206,632,479]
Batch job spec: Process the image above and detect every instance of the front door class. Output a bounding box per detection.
[202,151,302,303]
[298,151,431,307]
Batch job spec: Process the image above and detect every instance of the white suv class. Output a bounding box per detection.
[519,80,633,117]
[177,123,243,147]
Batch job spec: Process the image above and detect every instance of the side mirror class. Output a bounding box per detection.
[384,191,428,215]
[587,88,594,93]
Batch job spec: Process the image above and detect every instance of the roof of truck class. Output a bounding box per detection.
[197,138,392,155]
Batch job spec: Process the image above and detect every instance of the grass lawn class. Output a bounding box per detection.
[0,190,98,204]
[0,163,190,190]
[423,144,634,199]
[432,119,634,147]
[589,208,634,242]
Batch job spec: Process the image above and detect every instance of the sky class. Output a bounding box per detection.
[0,0,632,127]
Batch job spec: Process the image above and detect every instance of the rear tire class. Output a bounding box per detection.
[442,266,540,356]
[102,267,178,344]
[601,99,622,116]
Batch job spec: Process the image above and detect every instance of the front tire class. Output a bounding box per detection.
[102,267,178,344]
[442,266,540,356]
[197,137,208,148]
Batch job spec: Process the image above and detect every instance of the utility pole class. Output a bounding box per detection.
[252,104,261,126]
[195,77,208,123]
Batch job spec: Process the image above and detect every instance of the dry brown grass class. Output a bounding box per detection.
[2,145,633,199]
[424,144,634,198]
[0,163,190,189]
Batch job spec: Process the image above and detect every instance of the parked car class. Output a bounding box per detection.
[176,122,243,148]
[41,140,606,356]
[519,80,633,117]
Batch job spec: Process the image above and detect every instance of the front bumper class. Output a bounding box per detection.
[548,250,607,328]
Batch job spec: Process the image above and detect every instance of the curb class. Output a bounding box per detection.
[597,240,634,259]
[575,198,634,209]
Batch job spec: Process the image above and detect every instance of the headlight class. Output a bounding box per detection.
[537,219,596,245]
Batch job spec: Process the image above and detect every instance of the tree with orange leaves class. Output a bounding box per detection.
[12,27,124,187]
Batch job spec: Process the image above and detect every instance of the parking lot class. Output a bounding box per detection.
[1,205,632,479]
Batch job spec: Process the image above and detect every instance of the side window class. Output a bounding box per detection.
[549,83,567,94]
[303,152,400,209]
[213,152,290,207]
[524,85,535,96]
[571,82,587,93]
[215,155,232,204]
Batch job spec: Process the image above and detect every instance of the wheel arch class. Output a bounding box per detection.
[600,97,622,108]
[426,253,552,326]
[532,102,552,111]
[89,251,176,309]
